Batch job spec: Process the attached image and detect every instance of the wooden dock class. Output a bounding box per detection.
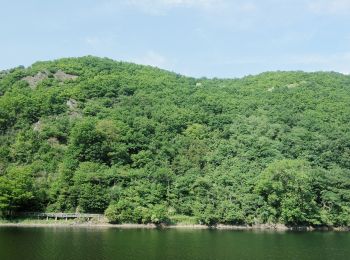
[18,212,103,221]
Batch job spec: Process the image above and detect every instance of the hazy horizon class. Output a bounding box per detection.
[1,0,350,77]
[2,55,349,80]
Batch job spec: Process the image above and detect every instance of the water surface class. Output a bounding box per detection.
[0,227,349,260]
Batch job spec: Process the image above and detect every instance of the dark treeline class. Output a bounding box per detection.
[1,56,350,226]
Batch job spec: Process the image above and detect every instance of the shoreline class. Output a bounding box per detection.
[0,222,349,231]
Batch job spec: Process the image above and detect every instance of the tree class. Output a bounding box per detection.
[0,166,34,215]
[72,162,111,213]
[256,159,319,225]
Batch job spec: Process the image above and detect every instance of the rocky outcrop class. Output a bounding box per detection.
[54,70,78,81]
[22,70,78,89]
[33,120,42,132]
[66,98,82,119]
[23,71,50,89]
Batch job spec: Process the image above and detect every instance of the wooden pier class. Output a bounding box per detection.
[18,212,103,221]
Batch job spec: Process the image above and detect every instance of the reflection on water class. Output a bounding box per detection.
[0,227,349,260]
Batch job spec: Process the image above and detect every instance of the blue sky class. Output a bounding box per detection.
[1,0,350,78]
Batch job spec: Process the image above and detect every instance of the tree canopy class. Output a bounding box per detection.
[1,56,350,226]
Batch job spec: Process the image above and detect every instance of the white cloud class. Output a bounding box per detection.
[124,0,257,15]
[280,52,350,74]
[133,50,169,68]
[238,2,257,12]
[91,0,226,16]
[290,52,350,64]
[126,0,221,10]
[219,52,350,75]
[308,0,350,14]
[84,35,118,52]
[85,37,102,48]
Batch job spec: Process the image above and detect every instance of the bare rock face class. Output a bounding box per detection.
[54,70,78,81]
[33,120,42,132]
[286,81,307,89]
[66,98,82,119]
[47,137,60,146]
[69,111,83,119]
[22,70,78,89]
[66,98,78,110]
[22,71,50,89]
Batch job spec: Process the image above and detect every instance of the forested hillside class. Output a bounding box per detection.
[1,56,350,226]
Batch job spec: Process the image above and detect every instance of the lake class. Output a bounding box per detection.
[0,227,349,260]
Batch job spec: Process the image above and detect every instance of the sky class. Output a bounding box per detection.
[1,0,350,78]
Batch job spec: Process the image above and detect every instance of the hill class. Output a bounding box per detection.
[1,56,350,226]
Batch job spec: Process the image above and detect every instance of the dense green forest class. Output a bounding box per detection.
[1,56,350,226]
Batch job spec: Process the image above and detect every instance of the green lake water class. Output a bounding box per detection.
[0,227,349,260]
